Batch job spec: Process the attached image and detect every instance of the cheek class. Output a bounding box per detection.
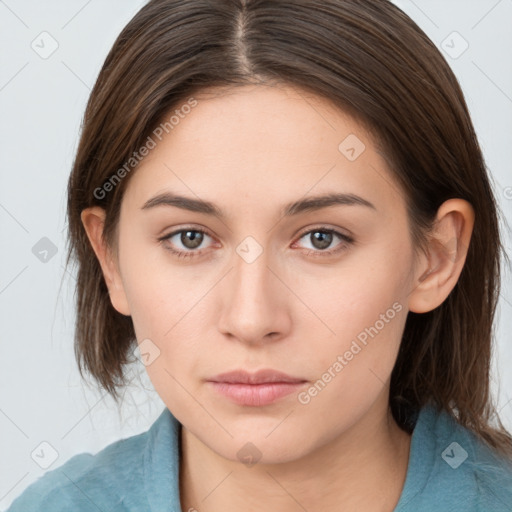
[295,280,407,427]
[120,263,208,410]
[117,231,201,336]
[118,247,213,395]
[301,248,409,342]
[295,253,410,398]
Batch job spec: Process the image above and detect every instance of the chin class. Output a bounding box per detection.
[206,430,310,467]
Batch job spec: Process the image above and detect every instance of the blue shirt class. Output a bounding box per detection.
[6,404,512,511]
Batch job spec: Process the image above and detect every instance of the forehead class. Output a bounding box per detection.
[122,84,405,222]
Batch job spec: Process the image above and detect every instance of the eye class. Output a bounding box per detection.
[158,227,215,259]
[293,227,354,257]
[158,225,354,260]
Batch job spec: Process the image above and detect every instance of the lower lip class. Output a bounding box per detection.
[208,381,306,406]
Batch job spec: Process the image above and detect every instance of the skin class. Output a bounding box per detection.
[82,83,475,511]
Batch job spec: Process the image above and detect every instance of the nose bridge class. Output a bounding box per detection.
[217,239,290,343]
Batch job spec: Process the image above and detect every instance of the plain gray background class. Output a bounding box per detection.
[1,0,511,508]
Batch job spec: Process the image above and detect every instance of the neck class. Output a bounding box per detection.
[179,398,412,512]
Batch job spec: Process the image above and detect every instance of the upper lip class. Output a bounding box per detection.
[208,369,307,385]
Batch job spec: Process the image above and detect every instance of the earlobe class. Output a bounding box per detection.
[80,207,131,316]
[408,199,475,314]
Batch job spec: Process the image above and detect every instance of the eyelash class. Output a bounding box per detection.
[158,226,354,260]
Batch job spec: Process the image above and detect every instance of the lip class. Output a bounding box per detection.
[206,369,308,407]
[208,369,306,385]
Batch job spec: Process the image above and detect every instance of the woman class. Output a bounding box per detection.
[8,0,512,510]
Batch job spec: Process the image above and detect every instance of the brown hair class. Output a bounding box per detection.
[66,0,512,458]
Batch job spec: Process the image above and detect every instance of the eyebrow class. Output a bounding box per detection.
[141,191,377,219]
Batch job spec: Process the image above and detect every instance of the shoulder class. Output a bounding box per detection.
[462,431,512,511]
[6,421,153,511]
[401,404,512,511]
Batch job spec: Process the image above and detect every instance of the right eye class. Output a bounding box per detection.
[158,227,216,259]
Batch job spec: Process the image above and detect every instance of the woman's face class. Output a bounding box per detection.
[109,84,422,463]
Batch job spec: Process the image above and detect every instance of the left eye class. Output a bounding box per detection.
[293,228,353,256]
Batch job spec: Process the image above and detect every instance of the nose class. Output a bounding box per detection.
[217,246,292,346]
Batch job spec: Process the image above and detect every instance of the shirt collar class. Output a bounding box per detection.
[142,403,480,511]
[143,407,183,512]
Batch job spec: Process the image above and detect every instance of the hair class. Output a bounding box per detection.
[66,0,512,458]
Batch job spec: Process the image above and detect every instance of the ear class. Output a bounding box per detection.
[80,207,131,316]
[408,198,475,314]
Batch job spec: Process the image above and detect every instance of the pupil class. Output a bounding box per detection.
[182,230,203,249]
[312,231,332,250]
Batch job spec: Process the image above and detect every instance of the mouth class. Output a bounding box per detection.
[206,369,308,406]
